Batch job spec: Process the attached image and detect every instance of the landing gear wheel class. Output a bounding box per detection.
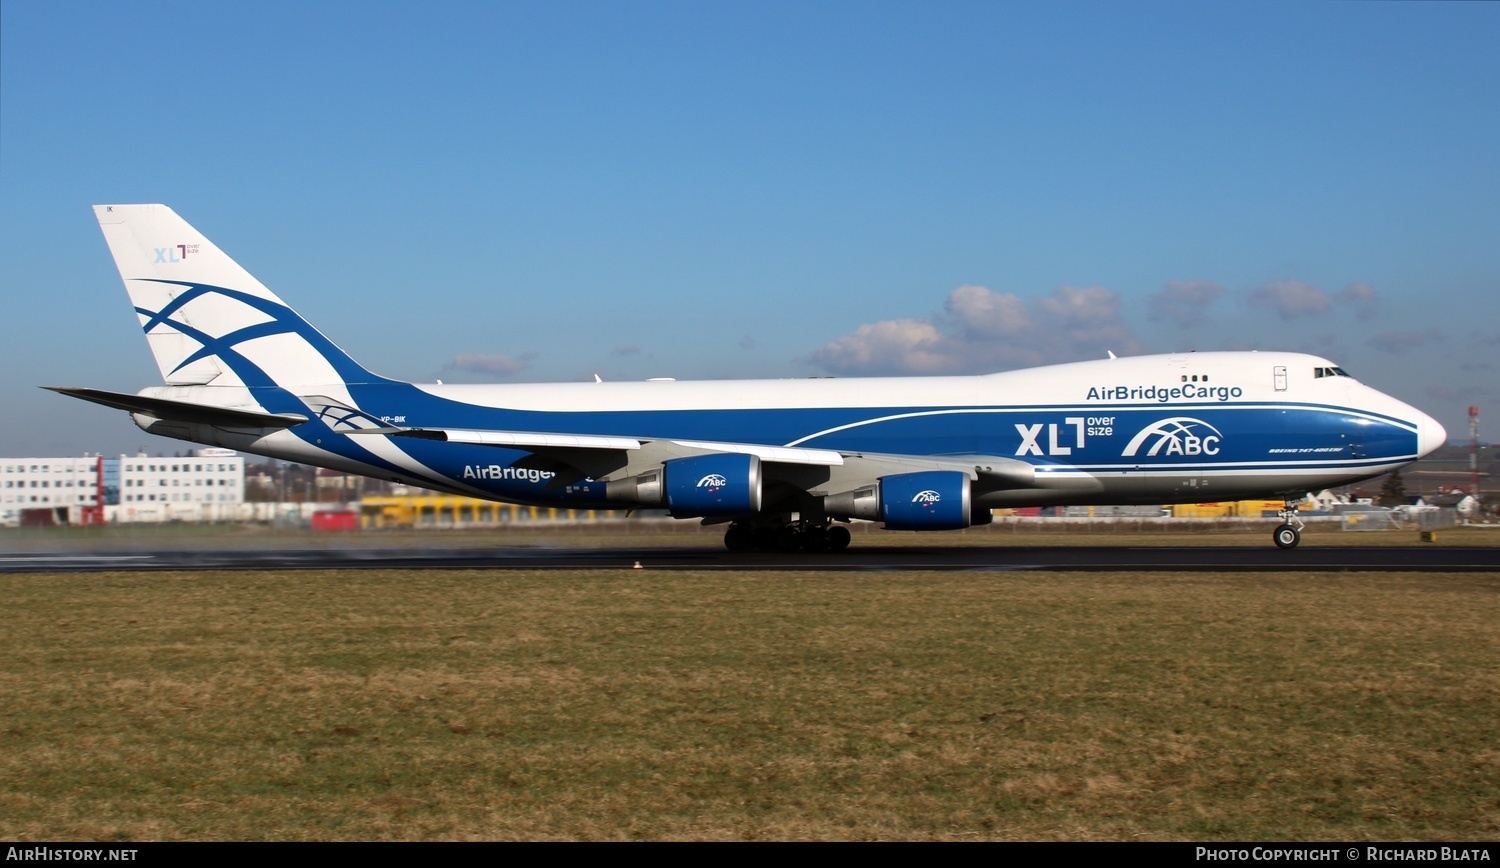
[800,526,828,553]
[724,523,754,552]
[826,525,852,552]
[1273,524,1300,550]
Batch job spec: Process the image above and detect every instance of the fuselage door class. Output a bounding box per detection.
[1273,366,1288,391]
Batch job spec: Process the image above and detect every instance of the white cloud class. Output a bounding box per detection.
[1148,279,1225,327]
[802,285,1143,376]
[443,352,536,375]
[1035,285,1139,351]
[1248,279,1381,321]
[1248,279,1332,320]
[946,284,1034,339]
[801,318,957,375]
[1337,282,1379,321]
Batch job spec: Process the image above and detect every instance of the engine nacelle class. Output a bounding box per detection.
[877,470,972,531]
[604,468,663,506]
[664,453,762,517]
[824,484,880,522]
[604,454,762,516]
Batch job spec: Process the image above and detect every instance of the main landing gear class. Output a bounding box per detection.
[1272,500,1305,550]
[723,520,852,553]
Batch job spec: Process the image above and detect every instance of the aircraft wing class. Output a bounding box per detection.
[968,458,1038,490]
[355,419,1036,491]
[380,427,649,452]
[370,419,852,461]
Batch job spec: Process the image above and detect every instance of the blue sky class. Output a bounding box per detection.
[2,1,1496,457]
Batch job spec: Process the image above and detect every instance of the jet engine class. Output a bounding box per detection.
[606,453,763,517]
[825,469,977,531]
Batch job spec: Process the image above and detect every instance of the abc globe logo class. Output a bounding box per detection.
[1122,417,1223,457]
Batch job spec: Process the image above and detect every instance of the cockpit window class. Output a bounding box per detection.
[1313,366,1353,379]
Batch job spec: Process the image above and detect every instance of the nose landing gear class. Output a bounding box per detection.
[1272,500,1305,549]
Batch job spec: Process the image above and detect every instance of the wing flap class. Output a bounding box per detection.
[373,428,646,451]
[668,440,844,466]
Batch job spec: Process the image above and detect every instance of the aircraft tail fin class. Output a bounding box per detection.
[93,204,384,390]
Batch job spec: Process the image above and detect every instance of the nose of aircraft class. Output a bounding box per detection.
[1416,410,1447,458]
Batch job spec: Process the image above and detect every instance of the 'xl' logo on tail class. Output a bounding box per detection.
[153,244,199,263]
[1122,417,1223,457]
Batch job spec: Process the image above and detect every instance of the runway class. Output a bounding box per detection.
[2,543,1496,573]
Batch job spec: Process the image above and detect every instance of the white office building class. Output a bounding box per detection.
[2,448,244,526]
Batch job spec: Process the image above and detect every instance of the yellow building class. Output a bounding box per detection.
[1170,500,1286,519]
[359,495,628,529]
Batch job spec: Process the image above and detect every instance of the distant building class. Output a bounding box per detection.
[2,455,106,523]
[1430,491,1481,518]
[1,449,244,526]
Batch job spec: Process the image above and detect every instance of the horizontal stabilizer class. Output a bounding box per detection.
[44,386,308,428]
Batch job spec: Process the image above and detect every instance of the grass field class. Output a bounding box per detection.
[2,566,1496,840]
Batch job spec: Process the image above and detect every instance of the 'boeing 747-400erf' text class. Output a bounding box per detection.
[50,205,1447,551]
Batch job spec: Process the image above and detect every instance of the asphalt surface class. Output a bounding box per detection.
[2,544,1497,573]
